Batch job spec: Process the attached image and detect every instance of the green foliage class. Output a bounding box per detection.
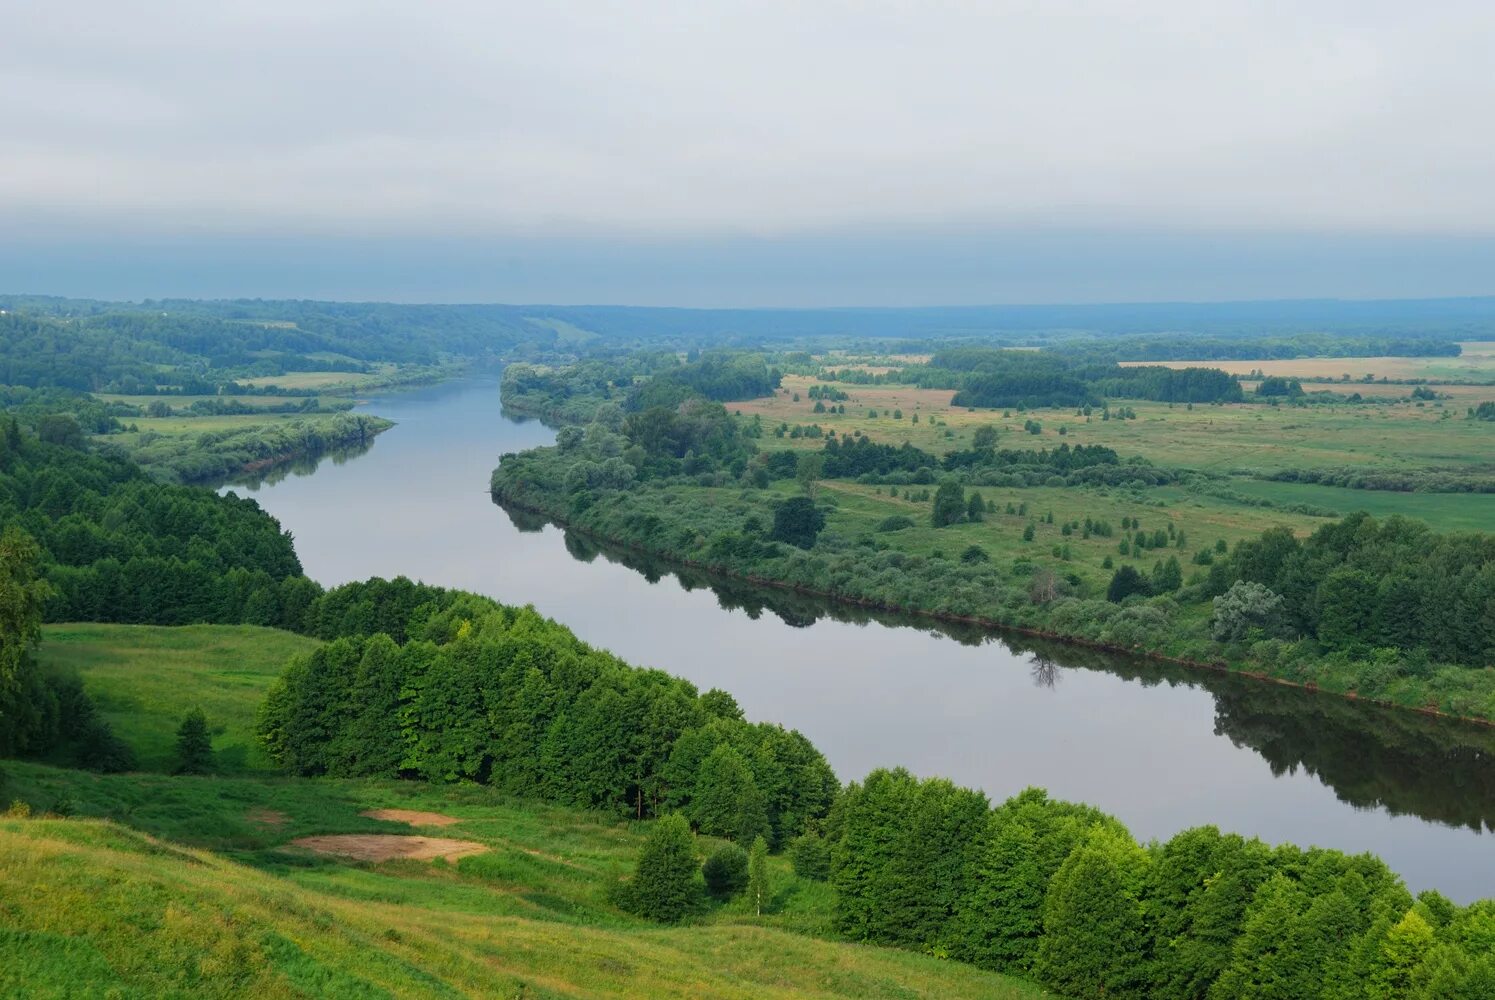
[1033,825,1152,998]
[1220,512,1495,665]
[748,835,771,916]
[1212,581,1286,642]
[259,597,837,838]
[770,496,825,549]
[625,813,700,923]
[0,526,53,755]
[702,842,749,897]
[173,707,213,775]
[931,480,966,528]
[691,744,768,843]
[790,831,831,881]
[876,515,915,533]
[1106,565,1150,603]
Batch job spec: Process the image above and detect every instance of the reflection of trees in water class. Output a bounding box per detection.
[222,441,378,490]
[1029,656,1062,690]
[495,500,1495,835]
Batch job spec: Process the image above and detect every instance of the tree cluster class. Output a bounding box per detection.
[830,773,1494,998]
[257,597,836,837]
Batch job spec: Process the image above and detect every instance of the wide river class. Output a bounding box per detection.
[230,378,1494,901]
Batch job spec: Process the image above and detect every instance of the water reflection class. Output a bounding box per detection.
[525,512,1495,837]
[224,440,379,490]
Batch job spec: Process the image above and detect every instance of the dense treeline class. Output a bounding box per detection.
[1264,466,1495,495]
[1061,331,1465,363]
[0,420,311,627]
[629,352,781,410]
[925,349,1244,407]
[1209,513,1495,666]
[829,772,1493,998]
[1091,365,1244,403]
[257,590,836,841]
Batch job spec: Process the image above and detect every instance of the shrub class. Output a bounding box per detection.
[1211,581,1286,642]
[790,832,831,881]
[877,515,915,533]
[625,814,700,922]
[702,843,749,897]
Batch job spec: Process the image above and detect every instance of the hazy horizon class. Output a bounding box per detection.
[7,3,1495,305]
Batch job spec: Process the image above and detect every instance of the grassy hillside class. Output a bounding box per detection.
[0,764,1041,999]
[38,624,320,773]
[3,624,1045,998]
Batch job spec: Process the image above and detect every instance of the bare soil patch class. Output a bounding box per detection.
[247,808,288,827]
[361,808,462,828]
[291,834,488,863]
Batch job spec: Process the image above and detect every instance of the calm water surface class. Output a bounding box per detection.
[228,379,1494,901]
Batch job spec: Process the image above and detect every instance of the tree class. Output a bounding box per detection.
[972,425,998,450]
[795,452,824,497]
[175,707,214,774]
[747,835,771,916]
[1106,565,1149,602]
[627,813,700,922]
[0,528,53,756]
[1211,581,1286,642]
[1151,556,1183,592]
[931,481,965,528]
[966,492,985,521]
[790,831,831,881]
[702,843,749,897]
[691,744,768,843]
[769,496,825,549]
[1211,874,1312,1000]
[1368,909,1435,1000]
[1034,825,1152,998]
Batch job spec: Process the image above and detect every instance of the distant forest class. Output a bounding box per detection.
[0,294,1485,396]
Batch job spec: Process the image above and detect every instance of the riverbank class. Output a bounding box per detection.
[490,467,1495,728]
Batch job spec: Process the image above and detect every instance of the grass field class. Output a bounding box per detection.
[1,624,1041,999]
[238,369,388,390]
[735,374,1494,475]
[1119,341,1495,383]
[97,393,338,412]
[115,412,345,437]
[38,624,320,774]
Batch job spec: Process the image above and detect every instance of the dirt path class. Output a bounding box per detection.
[291,834,488,863]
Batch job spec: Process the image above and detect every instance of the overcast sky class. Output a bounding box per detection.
[5,1,1495,305]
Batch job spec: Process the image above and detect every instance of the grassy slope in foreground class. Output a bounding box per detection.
[4,624,1041,999]
[0,764,1040,1000]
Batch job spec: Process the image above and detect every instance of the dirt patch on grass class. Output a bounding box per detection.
[291,834,488,863]
[247,808,288,827]
[361,808,461,828]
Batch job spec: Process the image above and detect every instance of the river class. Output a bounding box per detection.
[227,378,1495,901]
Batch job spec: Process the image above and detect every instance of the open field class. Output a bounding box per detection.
[1119,341,1495,383]
[38,624,320,774]
[784,479,1322,593]
[238,369,387,390]
[114,412,339,437]
[1237,380,1495,401]
[97,393,335,411]
[735,374,1495,475]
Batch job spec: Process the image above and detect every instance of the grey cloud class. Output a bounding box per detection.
[5,1,1495,237]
